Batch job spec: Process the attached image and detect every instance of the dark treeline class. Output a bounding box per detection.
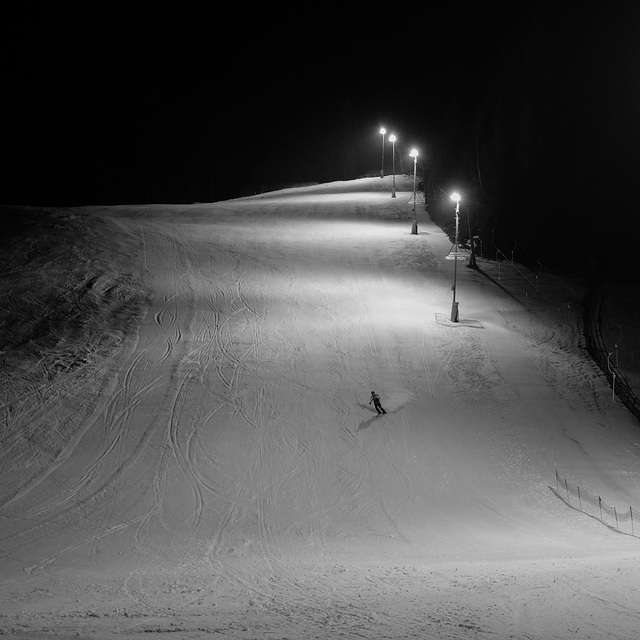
[425,8,640,285]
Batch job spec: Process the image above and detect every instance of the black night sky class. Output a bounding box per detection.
[3,3,640,281]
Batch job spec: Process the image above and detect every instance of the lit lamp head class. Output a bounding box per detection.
[380,127,386,136]
[409,149,418,160]
[389,134,396,143]
[451,192,461,212]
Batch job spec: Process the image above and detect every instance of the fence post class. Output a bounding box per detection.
[565,479,570,502]
[599,497,603,520]
[614,506,619,529]
[556,469,560,493]
[577,486,582,511]
[631,507,635,536]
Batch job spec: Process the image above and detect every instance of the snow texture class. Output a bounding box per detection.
[2,177,640,639]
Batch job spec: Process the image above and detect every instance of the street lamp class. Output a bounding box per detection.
[450,192,461,322]
[409,149,418,234]
[389,134,397,197]
[379,128,386,178]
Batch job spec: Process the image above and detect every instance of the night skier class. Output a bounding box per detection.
[369,391,386,415]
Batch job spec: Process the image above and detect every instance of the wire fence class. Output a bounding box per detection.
[584,287,640,423]
[475,239,583,340]
[555,469,637,537]
[482,238,640,424]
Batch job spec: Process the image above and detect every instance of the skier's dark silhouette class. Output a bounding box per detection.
[369,391,386,415]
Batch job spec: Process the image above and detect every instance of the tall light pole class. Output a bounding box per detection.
[450,192,461,322]
[409,149,418,234]
[379,127,386,178]
[389,134,397,197]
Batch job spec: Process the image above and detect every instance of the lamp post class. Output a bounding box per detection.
[450,192,461,322]
[409,149,418,234]
[379,128,386,178]
[389,134,397,197]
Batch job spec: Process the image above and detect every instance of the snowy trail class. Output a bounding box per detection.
[2,177,640,638]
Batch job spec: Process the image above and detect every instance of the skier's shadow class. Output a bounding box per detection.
[355,403,383,432]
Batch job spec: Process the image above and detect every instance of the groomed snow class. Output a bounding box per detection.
[2,177,640,639]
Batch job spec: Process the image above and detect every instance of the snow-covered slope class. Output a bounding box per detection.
[2,177,640,639]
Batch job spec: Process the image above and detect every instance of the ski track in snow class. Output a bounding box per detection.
[2,178,640,639]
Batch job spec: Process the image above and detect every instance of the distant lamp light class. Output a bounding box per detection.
[389,134,397,197]
[409,149,419,235]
